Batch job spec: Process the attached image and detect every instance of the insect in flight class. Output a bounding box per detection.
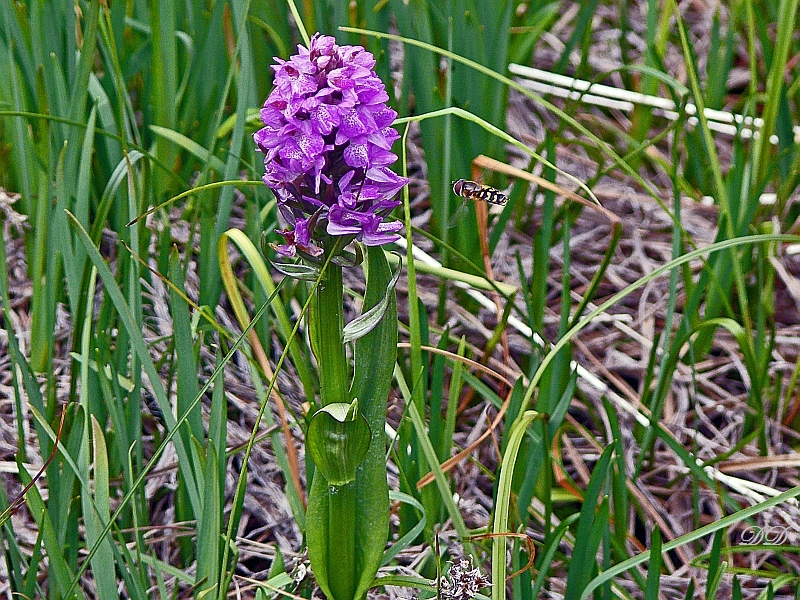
[448,179,509,227]
[452,179,509,206]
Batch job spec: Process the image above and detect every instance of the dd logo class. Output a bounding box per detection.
[739,525,789,545]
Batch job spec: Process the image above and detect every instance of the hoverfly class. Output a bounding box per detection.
[452,179,509,206]
[448,179,509,227]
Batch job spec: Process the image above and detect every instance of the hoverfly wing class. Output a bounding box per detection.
[447,197,470,229]
[448,180,470,228]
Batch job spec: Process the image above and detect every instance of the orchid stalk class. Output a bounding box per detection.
[254,34,407,600]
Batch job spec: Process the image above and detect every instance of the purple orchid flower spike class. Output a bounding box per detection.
[255,33,408,260]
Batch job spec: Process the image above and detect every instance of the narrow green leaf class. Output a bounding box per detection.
[168,246,204,440]
[202,0,256,307]
[196,440,223,596]
[208,351,228,508]
[149,0,178,200]
[381,491,427,566]
[563,445,615,600]
[17,461,75,598]
[67,210,202,514]
[172,262,204,574]
[29,148,57,372]
[149,125,227,173]
[88,416,118,600]
[268,258,322,281]
[492,410,542,600]
[342,259,400,344]
[581,499,610,600]
[603,397,630,551]
[705,530,726,598]
[442,337,466,460]
[643,528,662,600]
[732,576,741,600]
[25,526,46,597]
[0,481,31,591]
[754,0,799,187]
[530,513,580,600]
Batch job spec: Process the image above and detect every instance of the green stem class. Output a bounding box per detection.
[307,245,357,599]
[310,259,348,406]
[327,481,357,600]
[307,245,395,600]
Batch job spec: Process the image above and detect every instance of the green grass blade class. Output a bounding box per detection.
[0,481,30,591]
[753,0,799,188]
[643,528,663,600]
[705,530,725,598]
[396,364,471,544]
[68,210,203,514]
[201,0,255,307]
[169,247,204,442]
[381,491,427,567]
[150,125,227,173]
[492,410,543,600]
[563,445,614,600]
[149,0,178,198]
[196,440,223,596]
[579,484,800,600]
[86,416,118,600]
[17,460,76,598]
[530,513,580,599]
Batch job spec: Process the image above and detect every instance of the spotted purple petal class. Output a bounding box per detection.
[255,32,409,259]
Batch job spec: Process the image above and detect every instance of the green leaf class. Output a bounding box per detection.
[149,125,227,174]
[563,445,615,600]
[644,528,662,600]
[16,461,75,598]
[705,530,726,598]
[268,258,322,281]
[381,491,427,566]
[67,211,202,515]
[88,416,118,600]
[196,441,222,596]
[342,258,401,344]
[307,400,371,486]
[492,410,543,600]
[330,244,364,268]
[530,513,580,600]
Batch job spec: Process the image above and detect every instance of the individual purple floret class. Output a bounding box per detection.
[255,33,408,259]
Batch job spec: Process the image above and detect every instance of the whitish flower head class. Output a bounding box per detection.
[439,558,491,600]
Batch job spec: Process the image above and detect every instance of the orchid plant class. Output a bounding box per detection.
[254,34,408,600]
